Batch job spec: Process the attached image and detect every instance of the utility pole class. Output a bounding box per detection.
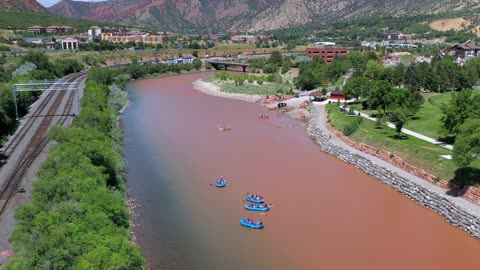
[13,85,19,120]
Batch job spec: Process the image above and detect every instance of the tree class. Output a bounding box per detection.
[387,88,422,115]
[432,57,456,92]
[269,51,283,66]
[456,66,476,90]
[388,107,412,137]
[193,58,202,70]
[453,119,480,167]
[392,63,405,86]
[23,51,51,71]
[364,59,383,80]
[295,57,327,90]
[342,77,371,100]
[440,89,480,136]
[327,58,350,83]
[346,51,367,76]
[366,80,393,113]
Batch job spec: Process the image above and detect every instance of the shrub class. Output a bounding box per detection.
[342,117,362,136]
[6,70,146,269]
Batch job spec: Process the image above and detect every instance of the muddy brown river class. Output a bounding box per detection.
[122,73,480,270]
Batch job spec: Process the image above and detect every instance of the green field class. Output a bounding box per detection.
[352,90,480,140]
[0,10,118,31]
[403,92,451,138]
[203,76,290,96]
[327,104,457,180]
[404,90,480,139]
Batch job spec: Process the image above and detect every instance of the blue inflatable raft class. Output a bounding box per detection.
[245,195,264,203]
[245,204,269,211]
[240,219,264,229]
[215,178,227,188]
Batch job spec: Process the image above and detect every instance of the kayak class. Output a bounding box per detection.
[245,204,269,212]
[245,195,264,203]
[240,219,264,229]
[216,179,227,188]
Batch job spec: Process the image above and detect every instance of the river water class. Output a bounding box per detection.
[122,73,480,270]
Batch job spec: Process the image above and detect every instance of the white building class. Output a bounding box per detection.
[88,26,103,41]
[315,41,336,46]
[61,38,79,50]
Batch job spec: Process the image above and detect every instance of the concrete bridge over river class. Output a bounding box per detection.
[206,60,250,72]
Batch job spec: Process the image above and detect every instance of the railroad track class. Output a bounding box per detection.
[0,72,84,161]
[0,72,87,215]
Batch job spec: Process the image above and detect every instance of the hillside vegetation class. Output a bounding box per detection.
[48,0,480,31]
[0,10,117,31]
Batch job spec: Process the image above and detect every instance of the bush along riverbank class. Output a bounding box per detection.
[306,105,480,239]
[4,68,145,269]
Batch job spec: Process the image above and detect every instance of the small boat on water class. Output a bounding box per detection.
[259,113,269,119]
[240,218,264,229]
[218,125,231,131]
[216,178,227,188]
[245,203,269,212]
[245,195,264,203]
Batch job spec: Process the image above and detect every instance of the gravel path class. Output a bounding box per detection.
[313,104,480,217]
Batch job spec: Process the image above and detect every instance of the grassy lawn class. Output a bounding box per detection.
[203,76,289,96]
[213,43,256,51]
[405,90,480,139]
[404,93,448,139]
[327,104,457,180]
[351,90,480,140]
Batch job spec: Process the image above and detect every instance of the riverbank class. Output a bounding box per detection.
[3,70,145,269]
[307,104,480,238]
[193,79,264,103]
[193,79,312,120]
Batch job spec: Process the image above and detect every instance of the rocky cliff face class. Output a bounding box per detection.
[48,0,280,30]
[0,0,46,12]
[47,0,480,31]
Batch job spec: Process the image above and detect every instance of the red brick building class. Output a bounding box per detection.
[305,46,348,64]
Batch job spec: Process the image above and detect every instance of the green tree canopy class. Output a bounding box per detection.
[453,119,480,167]
[364,59,383,80]
[343,77,371,100]
[440,89,480,136]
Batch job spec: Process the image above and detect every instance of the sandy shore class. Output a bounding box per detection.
[192,79,263,103]
[192,79,313,120]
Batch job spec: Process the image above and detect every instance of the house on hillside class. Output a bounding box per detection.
[27,25,46,35]
[450,44,480,59]
[46,26,76,35]
[382,32,405,40]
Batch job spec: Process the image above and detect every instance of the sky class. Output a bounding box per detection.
[37,0,107,7]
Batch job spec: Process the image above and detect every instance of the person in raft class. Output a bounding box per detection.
[217,176,225,184]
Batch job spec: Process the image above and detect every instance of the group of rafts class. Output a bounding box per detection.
[215,177,269,230]
[218,114,269,132]
[216,113,270,229]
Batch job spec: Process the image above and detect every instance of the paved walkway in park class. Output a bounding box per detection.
[343,105,453,150]
[313,104,480,216]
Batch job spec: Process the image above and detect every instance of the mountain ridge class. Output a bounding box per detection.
[11,0,480,31]
[0,0,46,12]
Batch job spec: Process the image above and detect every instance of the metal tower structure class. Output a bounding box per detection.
[13,79,79,119]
